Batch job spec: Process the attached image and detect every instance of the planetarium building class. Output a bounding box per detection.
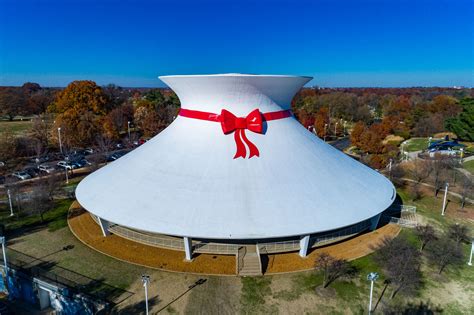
[75,74,396,274]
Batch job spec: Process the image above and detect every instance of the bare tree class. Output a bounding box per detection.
[430,155,448,196]
[95,134,113,165]
[460,175,473,209]
[315,253,353,288]
[414,225,437,251]
[447,223,470,246]
[373,236,422,299]
[410,158,432,183]
[426,238,463,274]
[29,180,53,223]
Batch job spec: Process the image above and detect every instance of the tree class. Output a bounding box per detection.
[447,223,470,246]
[373,236,422,299]
[430,155,449,196]
[134,104,160,137]
[48,81,110,147]
[460,175,473,209]
[445,98,474,141]
[409,159,432,183]
[415,225,437,251]
[314,253,352,288]
[0,87,26,120]
[349,121,365,148]
[314,107,330,138]
[426,238,463,274]
[29,179,53,223]
[103,103,134,140]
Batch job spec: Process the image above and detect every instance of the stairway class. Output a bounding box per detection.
[237,245,262,276]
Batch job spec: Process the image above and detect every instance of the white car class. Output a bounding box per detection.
[0,161,5,167]
[38,164,56,174]
[12,171,31,180]
[57,161,76,170]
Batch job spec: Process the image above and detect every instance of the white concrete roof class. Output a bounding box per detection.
[76,74,395,240]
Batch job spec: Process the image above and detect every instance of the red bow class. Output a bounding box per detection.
[219,109,263,159]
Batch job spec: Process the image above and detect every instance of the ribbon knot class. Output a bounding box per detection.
[220,109,263,159]
[178,107,292,159]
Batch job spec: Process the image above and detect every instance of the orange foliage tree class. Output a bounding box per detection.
[314,107,330,137]
[48,80,110,148]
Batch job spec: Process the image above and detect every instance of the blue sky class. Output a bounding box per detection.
[0,0,472,87]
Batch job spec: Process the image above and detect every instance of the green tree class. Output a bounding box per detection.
[445,98,474,141]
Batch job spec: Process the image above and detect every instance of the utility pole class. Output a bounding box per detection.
[58,127,63,154]
[367,272,379,314]
[7,189,13,216]
[142,274,150,314]
[441,182,449,216]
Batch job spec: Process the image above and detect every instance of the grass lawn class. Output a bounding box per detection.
[1,185,473,313]
[404,137,431,152]
[0,120,33,137]
[463,159,474,174]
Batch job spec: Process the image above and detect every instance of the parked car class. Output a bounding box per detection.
[84,148,94,154]
[71,159,91,168]
[12,171,32,180]
[38,164,56,174]
[31,156,50,164]
[57,161,76,170]
[24,167,40,178]
[0,161,5,167]
[0,175,5,184]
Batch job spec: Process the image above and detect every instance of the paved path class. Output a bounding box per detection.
[401,177,474,204]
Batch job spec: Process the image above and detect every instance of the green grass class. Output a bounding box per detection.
[240,277,275,314]
[463,160,474,174]
[0,120,33,136]
[404,138,432,152]
[1,199,73,232]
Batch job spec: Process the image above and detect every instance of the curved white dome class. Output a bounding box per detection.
[76,74,395,240]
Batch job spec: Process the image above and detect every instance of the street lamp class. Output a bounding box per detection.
[468,240,473,266]
[460,148,464,164]
[428,136,432,148]
[343,120,347,135]
[65,167,69,184]
[441,182,449,216]
[334,122,338,138]
[367,272,379,314]
[57,127,63,154]
[142,274,150,315]
[324,123,328,142]
[7,189,13,217]
[388,158,393,179]
[127,121,131,139]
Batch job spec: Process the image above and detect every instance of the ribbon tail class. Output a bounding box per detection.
[240,130,260,158]
[233,130,247,159]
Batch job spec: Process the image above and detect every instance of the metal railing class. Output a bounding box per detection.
[90,213,372,255]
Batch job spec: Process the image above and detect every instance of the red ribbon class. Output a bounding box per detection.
[179,108,292,159]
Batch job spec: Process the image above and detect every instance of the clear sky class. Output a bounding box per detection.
[0,0,472,87]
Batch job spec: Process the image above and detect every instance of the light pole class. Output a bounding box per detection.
[428,136,432,148]
[441,182,449,216]
[142,274,150,315]
[0,236,8,275]
[7,189,13,217]
[388,158,393,179]
[127,121,131,139]
[460,148,464,164]
[334,122,338,138]
[58,127,63,154]
[343,120,347,135]
[324,123,328,141]
[468,240,473,266]
[367,272,379,314]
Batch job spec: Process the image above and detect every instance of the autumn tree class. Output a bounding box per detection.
[314,107,330,138]
[134,101,161,137]
[48,81,110,147]
[103,103,134,140]
[409,159,432,183]
[0,87,26,120]
[350,121,366,148]
[415,225,437,251]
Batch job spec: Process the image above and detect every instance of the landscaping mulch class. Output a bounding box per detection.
[68,201,400,275]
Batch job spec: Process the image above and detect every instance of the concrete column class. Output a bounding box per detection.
[299,235,310,258]
[369,213,382,231]
[97,217,110,237]
[184,237,193,261]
